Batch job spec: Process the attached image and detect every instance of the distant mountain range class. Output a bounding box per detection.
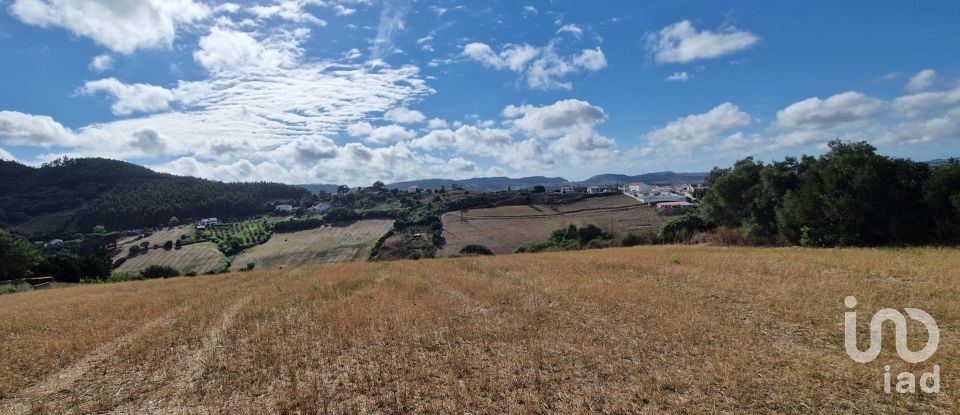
[298,171,711,194]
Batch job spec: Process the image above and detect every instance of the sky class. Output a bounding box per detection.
[0,0,958,186]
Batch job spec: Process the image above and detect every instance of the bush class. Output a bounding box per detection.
[324,207,359,223]
[460,244,493,256]
[618,231,659,247]
[659,214,711,243]
[140,265,180,279]
[245,262,255,271]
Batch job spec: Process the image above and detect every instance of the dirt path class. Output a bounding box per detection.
[0,307,186,415]
[109,293,255,414]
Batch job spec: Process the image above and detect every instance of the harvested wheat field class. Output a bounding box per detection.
[1,246,958,414]
[442,194,667,255]
[112,242,225,275]
[233,219,394,270]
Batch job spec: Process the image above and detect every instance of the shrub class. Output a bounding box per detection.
[245,262,255,271]
[659,214,711,243]
[324,207,360,223]
[619,231,659,247]
[460,244,493,256]
[140,265,180,279]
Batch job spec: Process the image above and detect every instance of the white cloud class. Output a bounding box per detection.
[79,78,176,116]
[557,24,583,38]
[365,125,415,143]
[384,107,426,124]
[892,87,960,114]
[214,3,241,14]
[248,0,327,25]
[503,99,615,161]
[504,99,607,136]
[427,118,448,130]
[463,43,539,72]
[370,0,408,59]
[0,147,16,161]
[884,107,960,144]
[193,27,305,73]
[775,91,883,128]
[464,42,607,90]
[905,69,937,93]
[666,71,690,82]
[643,102,751,153]
[88,54,114,72]
[646,20,759,64]
[0,111,75,147]
[9,0,210,54]
[346,121,374,137]
[523,5,537,14]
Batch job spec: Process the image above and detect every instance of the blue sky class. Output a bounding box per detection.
[0,0,958,185]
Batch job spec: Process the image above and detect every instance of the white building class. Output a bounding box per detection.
[199,218,219,226]
[275,204,295,214]
[307,203,330,215]
[627,182,652,194]
[586,186,606,194]
[407,185,420,193]
[559,185,575,194]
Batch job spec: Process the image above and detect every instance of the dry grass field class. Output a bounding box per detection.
[111,242,225,275]
[1,246,957,414]
[233,219,394,270]
[116,227,187,250]
[441,194,667,255]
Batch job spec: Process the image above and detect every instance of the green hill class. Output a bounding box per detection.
[0,157,309,239]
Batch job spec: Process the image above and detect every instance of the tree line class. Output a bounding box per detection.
[689,140,959,246]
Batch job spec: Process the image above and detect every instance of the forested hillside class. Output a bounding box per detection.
[0,157,309,238]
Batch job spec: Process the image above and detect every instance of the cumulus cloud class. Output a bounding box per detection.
[775,91,883,128]
[193,27,305,73]
[464,41,607,90]
[504,99,607,136]
[892,87,960,114]
[365,125,415,144]
[427,118,448,130]
[646,20,759,64]
[643,102,751,153]
[905,69,937,93]
[384,107,426,124]
[88,54,114,72]
[9,0,210,54]
[79,78,176,116]
[0,110,75,147]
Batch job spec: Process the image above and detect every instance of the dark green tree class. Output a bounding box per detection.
[0,229,41,280]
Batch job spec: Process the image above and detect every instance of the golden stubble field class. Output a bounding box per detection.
[441,194,667,255]
[233,220,394,270]
[0,246,957,414]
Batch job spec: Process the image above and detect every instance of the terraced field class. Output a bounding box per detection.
[112,242,225,275]
[233,219,394,270]
[1,246,956,413]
